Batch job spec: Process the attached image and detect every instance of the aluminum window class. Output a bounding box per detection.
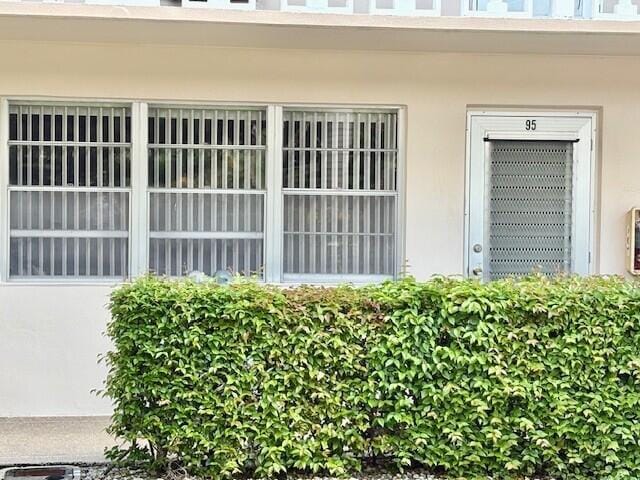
[1,102,403,284]
[7,104,131,279]
[281,109,399,281]
[147,106,266,277]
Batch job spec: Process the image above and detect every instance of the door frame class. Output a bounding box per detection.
[464,110,597,279]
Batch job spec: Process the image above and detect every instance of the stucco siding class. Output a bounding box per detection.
[0,285,113,416]
[0,41,639,415]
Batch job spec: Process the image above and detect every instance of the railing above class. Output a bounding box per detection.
[31,0,640,21]
[594,0,639,18]
[281,0,354,14]
[369,0,441,16]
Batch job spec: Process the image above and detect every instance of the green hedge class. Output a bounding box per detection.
[105,276,640,479]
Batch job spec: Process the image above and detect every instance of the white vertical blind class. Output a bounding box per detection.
[282,109,398,279]
[8,104,131,279]
[4,103,402,283]
[147,106,266,277]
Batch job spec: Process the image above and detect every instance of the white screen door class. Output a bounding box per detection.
[466,113,594,281]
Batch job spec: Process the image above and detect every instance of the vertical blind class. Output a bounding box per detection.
[282,110,398,278]
[487,140,573,280]
[8,104,131,278]
[147,107,266,277]
[5,103,401,282]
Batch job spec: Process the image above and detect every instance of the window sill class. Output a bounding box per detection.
[0,275,394,287]
[1,278,125,287]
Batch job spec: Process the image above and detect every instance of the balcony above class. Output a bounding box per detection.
[18,0,640,21]
[4,0,640,55]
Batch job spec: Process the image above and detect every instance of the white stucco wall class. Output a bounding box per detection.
[1,40,640,416]
[0,285,113,416]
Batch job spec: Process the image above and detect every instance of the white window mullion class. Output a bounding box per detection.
[264,105,283,283]
[0,98,9,282]
[396,107,407,277]
[129,101,149,278]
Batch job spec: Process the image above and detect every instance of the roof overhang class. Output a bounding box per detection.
[3,2,640,55]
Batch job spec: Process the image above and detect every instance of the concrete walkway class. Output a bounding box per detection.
[0,417,115,465]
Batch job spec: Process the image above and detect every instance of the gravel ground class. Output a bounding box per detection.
[81,464,441,480]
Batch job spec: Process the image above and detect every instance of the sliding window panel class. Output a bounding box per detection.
[283,193,395,276]
[148,106,267,278]
[148,192,263,276]
[282,109,399,282]
[8,104,131,280]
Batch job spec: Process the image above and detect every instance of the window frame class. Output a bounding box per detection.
[277,106,404,284]
[0,99,139,283]
[145,104,269,279]
[0,97,406,285]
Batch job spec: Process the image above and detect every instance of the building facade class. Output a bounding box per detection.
[2,0,640,417]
